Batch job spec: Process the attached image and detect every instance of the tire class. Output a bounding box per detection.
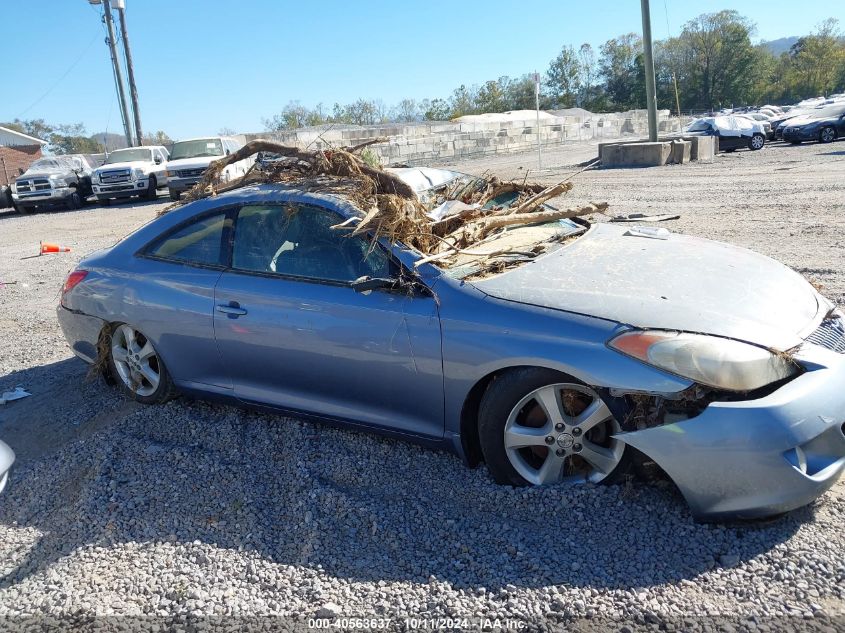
[748,133,765,151]
[65,191,82,210]
[819,127,836,144]
[143,175,157,200]
[478,368,631,487]
[789,140,801,145]
[107,323,178,404]
[169,189,181,201]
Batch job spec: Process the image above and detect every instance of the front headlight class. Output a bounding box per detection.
[49,176,68,187]
[609,330,798,391]
[132,168,145,180]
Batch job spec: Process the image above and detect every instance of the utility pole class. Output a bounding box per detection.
[115,1,143,146]
[102,0,134,147]
[640,0,659,141]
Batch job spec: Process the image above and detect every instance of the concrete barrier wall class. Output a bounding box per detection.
[245,110,689,166]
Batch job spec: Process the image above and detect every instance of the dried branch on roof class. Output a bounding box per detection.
[162,139,607,269]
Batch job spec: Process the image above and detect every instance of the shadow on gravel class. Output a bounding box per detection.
[0,384,811,594]
[820,150,845,156]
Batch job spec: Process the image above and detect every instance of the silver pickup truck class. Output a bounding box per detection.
[11,155,95,212]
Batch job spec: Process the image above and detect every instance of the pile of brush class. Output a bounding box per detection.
[169,139,607,266]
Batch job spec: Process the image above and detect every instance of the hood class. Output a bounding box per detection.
[96,160,151,172]
[18,168,69,179]
[473,223,828,351]
[165,156,221,170]
[787,116,836,128]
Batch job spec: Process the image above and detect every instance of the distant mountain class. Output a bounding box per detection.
[91,132,129,151]
[760,37,799,56]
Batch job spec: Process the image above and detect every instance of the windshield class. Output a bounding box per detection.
[105,148,152,164]
[169,139,224,160]
[686,119,711,132]
[27,158,64,171]
[809,104,845,119]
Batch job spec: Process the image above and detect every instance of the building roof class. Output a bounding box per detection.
[0,126,49,147]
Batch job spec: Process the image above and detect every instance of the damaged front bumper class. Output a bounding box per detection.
[57,305,106,364]
[619,344,845,520]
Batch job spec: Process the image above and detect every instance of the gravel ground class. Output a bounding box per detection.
[0,141,844,631]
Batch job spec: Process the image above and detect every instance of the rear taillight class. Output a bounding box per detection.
[61,270,88,303]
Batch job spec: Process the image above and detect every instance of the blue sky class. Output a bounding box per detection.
[1,0,837,139]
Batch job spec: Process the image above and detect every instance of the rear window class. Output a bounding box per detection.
[145,212,229,267]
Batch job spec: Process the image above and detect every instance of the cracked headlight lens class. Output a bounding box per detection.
[609,330,799,391]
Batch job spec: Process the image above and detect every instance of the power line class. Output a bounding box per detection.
[14,32,100,119]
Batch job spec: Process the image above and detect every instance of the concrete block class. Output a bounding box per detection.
[690,135,715,161]
[669,140,691,164]
[601,141,671,168]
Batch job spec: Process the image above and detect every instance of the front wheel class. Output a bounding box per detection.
[478,368,631,487]
[748,133,765,150]
[143,175,158,199]
[107,324,177,404]
[65,191,82,210]
[820,127,836,144]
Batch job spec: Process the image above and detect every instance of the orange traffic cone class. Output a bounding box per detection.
[40,242,72,255]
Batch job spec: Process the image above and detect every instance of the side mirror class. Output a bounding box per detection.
[226,149,231,156]
[18,168,24,175]
[351,276,399,293]
[155,157,162,164]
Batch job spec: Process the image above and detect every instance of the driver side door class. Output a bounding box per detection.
[213,201,445,438]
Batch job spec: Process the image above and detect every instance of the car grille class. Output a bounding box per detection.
[99,168,132,184]
[177,168,205,178]
[805,315,845,353]
[15,178,51,193]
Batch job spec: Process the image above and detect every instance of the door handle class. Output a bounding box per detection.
[216,303,247,317]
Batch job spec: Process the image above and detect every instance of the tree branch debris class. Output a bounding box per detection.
[163,139,608,273]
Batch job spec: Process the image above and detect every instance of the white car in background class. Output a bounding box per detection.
[91,146,170,204]
[165,136,253,201]
[0,440,13,494]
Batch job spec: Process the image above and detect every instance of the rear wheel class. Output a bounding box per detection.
[143,175,157,199]
[820,127,836,144]
[479,368,631,487]
[748,133,765,150]
[107,324,177,404]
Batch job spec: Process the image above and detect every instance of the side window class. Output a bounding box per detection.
[145,212,229,267]
[231,204,392,283]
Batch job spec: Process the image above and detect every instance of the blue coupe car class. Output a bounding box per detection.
[57,168,845,520]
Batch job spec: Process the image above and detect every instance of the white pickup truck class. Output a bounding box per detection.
[91,145,169,204]
[165,136,253,200]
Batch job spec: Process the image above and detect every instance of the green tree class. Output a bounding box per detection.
[599,33,644,109]
[48,123,103,155]
[678,10,758,110]
[424,98,451,121]
[475,79,508,114]
[785,19,845,97]
[546,45,581,108]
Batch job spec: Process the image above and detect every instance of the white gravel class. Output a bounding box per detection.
[0,143,843,631]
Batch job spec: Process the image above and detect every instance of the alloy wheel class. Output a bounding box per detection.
[820,127,835,143]
[503,383,625,485]
[750,135,764,150]
[111,325,161,397]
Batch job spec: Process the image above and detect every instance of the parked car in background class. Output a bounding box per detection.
[57,168,845,520]
[165,136,253,201]
[781,104,845,144]
[10,155,94,212]
[92,146,169,204]
[737,113,773,139]
[0,440,13,494]
[680,116,766,151]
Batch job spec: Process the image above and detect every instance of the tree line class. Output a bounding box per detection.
[0,119,171,156]
[263,11,845,130]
